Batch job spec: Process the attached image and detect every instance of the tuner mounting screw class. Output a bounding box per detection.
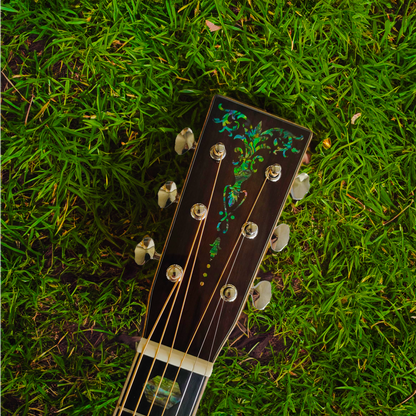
[210,143,226,162]
[220,284,237,302]
[265,164,282,182]
[241,222,258,239]
[190,203,207,221]
[166,264,184,282]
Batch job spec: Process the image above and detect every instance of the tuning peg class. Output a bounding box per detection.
[158,181,179,209]
[290,173,310,201]
[135,236,161,266]
[175,127,196,155]
[250,280,272,310]
[271,223,290,252]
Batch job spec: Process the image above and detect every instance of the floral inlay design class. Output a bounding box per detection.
[204,103,304,275]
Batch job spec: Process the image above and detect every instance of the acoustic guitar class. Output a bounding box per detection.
[113,95,312,416]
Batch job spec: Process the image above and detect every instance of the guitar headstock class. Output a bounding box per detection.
[115,95,312,416]
[142,95,312,361]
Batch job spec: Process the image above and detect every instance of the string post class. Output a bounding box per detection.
[220,284,238,302]
[241,222,258,239]
[190,203,207,221]
[166,264,184,282]
[265,163,282,182]
[210,142,226,161]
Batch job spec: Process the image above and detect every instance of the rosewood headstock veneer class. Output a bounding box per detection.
[113,95,312,416]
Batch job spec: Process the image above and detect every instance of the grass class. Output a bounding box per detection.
[2,0,416,415]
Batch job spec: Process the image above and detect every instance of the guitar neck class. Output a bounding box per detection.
[113,339,211,416]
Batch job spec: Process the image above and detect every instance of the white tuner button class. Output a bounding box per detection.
[291,173,310,201]
[175,128,196,155]
[250,281,272,310]
[158,181,179,209]
[135,236,161,265]
[271,224,290,252]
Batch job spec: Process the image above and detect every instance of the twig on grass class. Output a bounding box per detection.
[25,93,34,125]
[383,199,414,226]
[346,193,366,209]
[1,70,29,103]
[397,388,416,406]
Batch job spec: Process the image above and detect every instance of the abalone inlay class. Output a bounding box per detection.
[205,104,304,276]
[144,376,181,409]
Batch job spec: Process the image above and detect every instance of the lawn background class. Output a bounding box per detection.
[2,0,416,415]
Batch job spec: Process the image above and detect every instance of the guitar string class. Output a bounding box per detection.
[116,220,203,416]
[113,280,180,416]
[158,231,243,416]
[144,158,224,415]
[115,262,187,416]
[207,176,269,362]
[160,176,269,416]
[173,237,245,416]
[129,220,205,416]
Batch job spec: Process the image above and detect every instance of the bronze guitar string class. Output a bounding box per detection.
[173,236,245,416]
[114,220,204,416]
[173,177,270,415]
[160,176,269,416]
[129,220,204,416]
[204,176,268,361]
[143,158,224,415]
[113,280,180,416]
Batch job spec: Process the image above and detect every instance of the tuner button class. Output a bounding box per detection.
[290,173,310,201]
[158,181,179,209]
[250,281,272,310]
[175,127,196,155]
[135,236,161,266]
[271,223,290,252]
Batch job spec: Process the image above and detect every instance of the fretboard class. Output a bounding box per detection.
[113,340,211,416]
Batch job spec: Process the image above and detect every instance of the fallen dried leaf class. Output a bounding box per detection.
[351,112,361,124]
[206,20,221,32]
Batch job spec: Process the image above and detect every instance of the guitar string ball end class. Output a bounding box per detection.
[210,142,226,161]
[265,164,282,182]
